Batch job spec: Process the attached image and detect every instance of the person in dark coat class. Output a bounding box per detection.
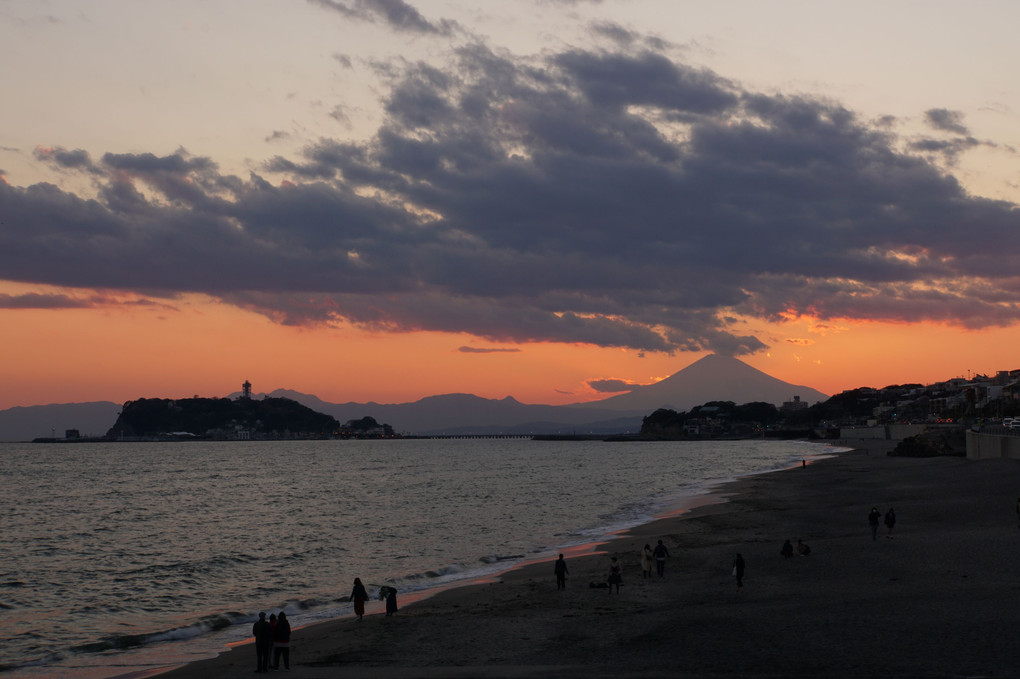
[868,507,881,540]
[884,508,896,537]
[382,586,398,616]
[554,554,569,590]
[349,577,368,621]
[271,611,291,670]
[252,612,272,673]
[780,539,794,558]
[733,553,745,591]
[652,539,670,577]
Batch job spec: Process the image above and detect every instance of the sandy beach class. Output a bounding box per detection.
[154,442,1020,678]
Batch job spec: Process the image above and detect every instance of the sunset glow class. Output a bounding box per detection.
[3,1,1020,411]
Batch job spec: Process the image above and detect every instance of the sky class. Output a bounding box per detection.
[3,0,1020,410]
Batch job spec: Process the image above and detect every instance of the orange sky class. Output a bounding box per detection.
[2,284,1015,410]
[4,4,1020,412]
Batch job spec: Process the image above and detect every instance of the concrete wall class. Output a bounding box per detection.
[966,430,1020,460]
[839,426,887,439]
[839,424,928,441]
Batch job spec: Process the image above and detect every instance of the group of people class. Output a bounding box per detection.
[868,506,896,540]
[780,538,811,558]
[252,579,399,672]
[251,611,291,673]
[554,538,674,593]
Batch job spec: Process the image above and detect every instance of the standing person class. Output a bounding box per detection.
[780,539,794,558]
[884,508,896,537]
[732,553,745,591]
[652,539,670,577]
[868,507,881,540]
[271,611,291,671]
[252,612,272,673]
[384,586,398,616]
[607,556,622,594]
[554,554,569,590]
[640,544,654,579]
[349,577,368,621]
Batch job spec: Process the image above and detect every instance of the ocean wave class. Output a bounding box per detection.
[70,611,249,655]
[478,554,525,564]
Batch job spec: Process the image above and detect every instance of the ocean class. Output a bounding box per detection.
[0,438,844,677]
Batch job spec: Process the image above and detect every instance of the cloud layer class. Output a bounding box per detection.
[3,22,1019,357]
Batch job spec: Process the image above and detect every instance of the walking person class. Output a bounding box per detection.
[271,611,291,671]
[652,539,670,577]
[884,508,896,537]
[868,506,881,541]
[349,577,369,621]
[641,543,653,578]
[554,554,569,590]
[732,553,745,591]
[252,612,272,673]
[607,556,622,594]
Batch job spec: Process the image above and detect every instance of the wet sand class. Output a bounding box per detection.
[155,442,1020,678]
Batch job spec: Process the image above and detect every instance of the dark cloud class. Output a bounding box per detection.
[308,0,458,36]
[587,378,644,393]
[0,292,94,309]
[458,346,522,354]
[4,41,1020,357]
[925,108,969,135]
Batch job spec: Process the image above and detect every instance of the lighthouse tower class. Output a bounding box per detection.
[242,380,252,400]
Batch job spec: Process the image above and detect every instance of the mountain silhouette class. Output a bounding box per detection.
[589,354,828,413]
[0,355,828,439]
[0,401,121,441]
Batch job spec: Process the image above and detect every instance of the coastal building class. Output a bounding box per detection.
[241,380,252,400]
[781,395,808,413]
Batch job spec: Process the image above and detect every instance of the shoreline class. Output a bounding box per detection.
[153,440,1020,677]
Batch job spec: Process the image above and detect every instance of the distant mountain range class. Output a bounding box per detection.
[0,355,828,440]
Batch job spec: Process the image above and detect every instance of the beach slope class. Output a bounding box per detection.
[156,445,1019,678]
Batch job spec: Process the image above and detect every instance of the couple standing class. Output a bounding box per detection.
[641,539,671,577]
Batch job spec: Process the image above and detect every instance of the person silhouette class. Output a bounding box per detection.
[884,508,896,537]
[554,554,569,590]
[252,612,272,673]
[652,539,670,577]
[868,507,881,540]
[641,544,653,578]
[733,553,745,591]
[381,586,398,616]
[271,611,291,670]
[607,556,622,593]
[350,577,369,620]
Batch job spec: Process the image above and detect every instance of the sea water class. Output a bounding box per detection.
[0,438,843,677]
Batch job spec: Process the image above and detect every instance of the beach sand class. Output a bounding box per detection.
[155,443,1020,678]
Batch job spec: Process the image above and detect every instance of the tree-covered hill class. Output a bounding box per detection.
[106,396,341,439]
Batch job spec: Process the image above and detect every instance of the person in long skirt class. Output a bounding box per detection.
[349,577,368,621]
[641,544,653,578]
